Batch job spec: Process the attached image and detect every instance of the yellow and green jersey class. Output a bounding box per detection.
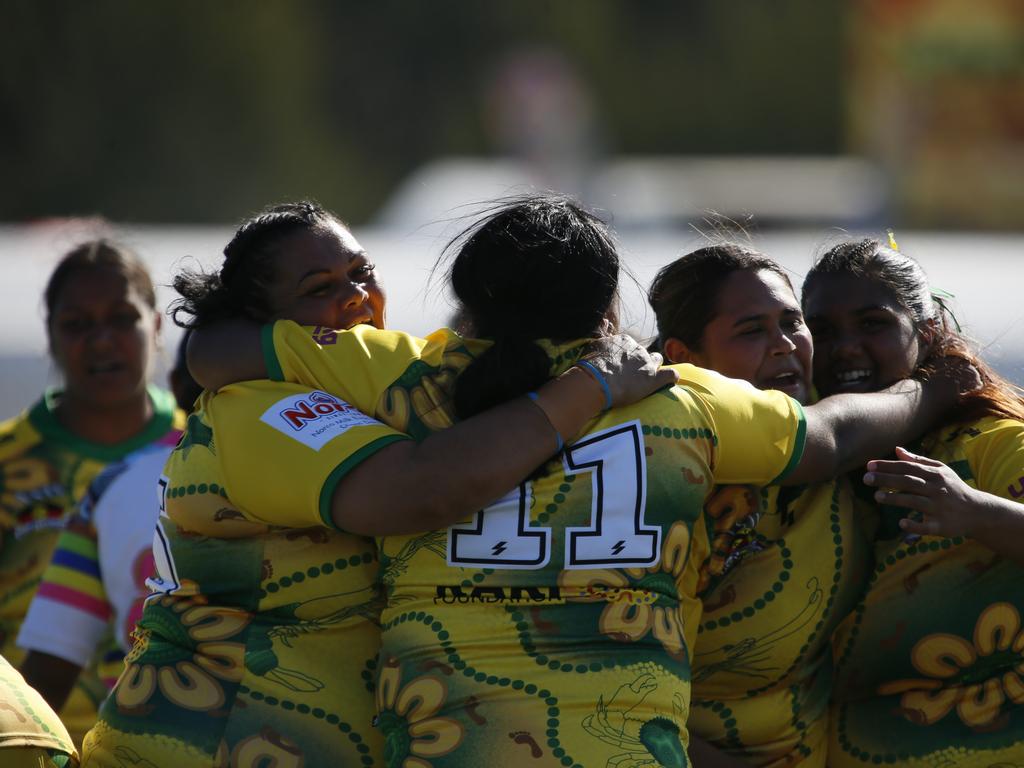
[688,474,874,767]
[253,321,807,767]
[829,416,1024,768]
[84,380,408,767]
[0,653,78,767]
[0,387,181,744]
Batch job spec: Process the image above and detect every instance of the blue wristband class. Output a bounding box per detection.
[527,391,564,452]
[575,360,613,411]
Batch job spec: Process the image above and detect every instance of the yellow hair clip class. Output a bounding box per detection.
[887,229,900,252]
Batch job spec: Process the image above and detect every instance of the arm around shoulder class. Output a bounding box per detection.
[328,349,677,536]
[786,375,960,486]
[328,369,606,535]
[187,320,266,391]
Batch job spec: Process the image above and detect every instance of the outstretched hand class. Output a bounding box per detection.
[863,446,978,538]
[578,334,679,408]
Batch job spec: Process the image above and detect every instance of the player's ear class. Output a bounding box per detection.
[662,337,702,366]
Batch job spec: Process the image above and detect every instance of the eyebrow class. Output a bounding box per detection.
[805,303,895,322]
[53,299,138,315]
[731,314,765,327]
[295,251,370,287]
[730,307,801,327]
[296,268,333,287]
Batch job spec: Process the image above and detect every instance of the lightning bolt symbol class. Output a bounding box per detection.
[611,540,626,556]
[491,540,508,557]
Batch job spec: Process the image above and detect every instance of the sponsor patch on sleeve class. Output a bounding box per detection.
[260,390,382,451]
[311,326,338,345]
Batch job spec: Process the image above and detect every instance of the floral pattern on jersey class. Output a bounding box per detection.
[375,656,464,767]
[559,522,690,660]
[697,484,762,592]
[115,593,250,713]
[0,455,61,521]
[878,602,1024,728]
[228,726,305,768]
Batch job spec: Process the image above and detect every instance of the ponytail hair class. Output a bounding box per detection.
[442,194,620,420]
[452,337,553,421]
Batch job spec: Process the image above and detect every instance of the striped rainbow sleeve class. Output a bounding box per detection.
[16,523,112,668]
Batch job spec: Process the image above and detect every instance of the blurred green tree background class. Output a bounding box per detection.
[1,1,844,224]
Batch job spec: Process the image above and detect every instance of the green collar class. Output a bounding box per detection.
[29,384,177,461]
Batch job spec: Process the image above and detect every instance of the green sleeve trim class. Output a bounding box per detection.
[317,434,412,530]
[770,399,807,485]
[262,323,284,382]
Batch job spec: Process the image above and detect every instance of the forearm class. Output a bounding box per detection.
[832,379,938,471]
[332,367,605,534]
[187,320,264,390]
[20,651,81,711]
[965,492,1024,565]
[793,378,953,484]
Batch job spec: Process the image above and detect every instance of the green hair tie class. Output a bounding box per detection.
[931,288,962,333]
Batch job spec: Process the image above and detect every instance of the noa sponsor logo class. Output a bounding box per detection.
[262,390,380,451]
[280,391,353,431]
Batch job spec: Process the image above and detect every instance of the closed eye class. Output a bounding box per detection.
[305,282,334,297]
[781,313,804,333]
[859,315,891,332]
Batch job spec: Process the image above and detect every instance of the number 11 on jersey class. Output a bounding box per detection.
[447,420,660,570]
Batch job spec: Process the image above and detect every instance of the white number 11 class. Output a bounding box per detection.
[447,420,660,570]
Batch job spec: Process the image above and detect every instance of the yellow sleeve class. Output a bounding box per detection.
[262,321,445,414]
[965,418,1024,502]
[670,364,806,485]
[0,655,77,756]
[208,380,409,529]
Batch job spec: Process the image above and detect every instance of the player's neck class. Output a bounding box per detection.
[53,390,155,446]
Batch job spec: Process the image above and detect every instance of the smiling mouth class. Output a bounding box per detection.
[766,371,799,387]
[832,369,872,389]
[762,371,805,396]
[344,316,373,330]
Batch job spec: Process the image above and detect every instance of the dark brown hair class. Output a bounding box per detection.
[171,200,345,329]
[648,243,792,351]
[804,238,1024,423]
[45,239,156,322]
[442,194,620,420]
